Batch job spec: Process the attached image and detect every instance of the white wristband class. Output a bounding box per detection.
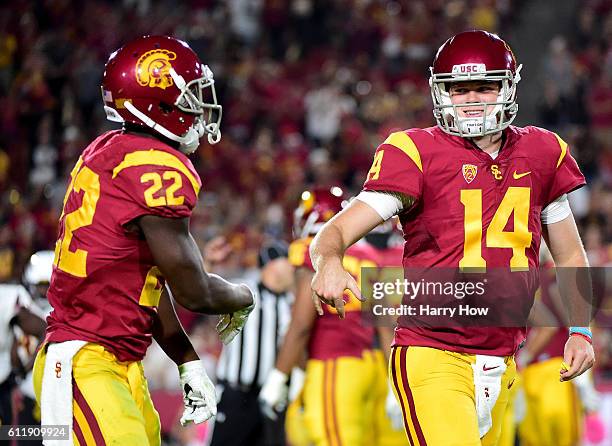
[179,360,204,374]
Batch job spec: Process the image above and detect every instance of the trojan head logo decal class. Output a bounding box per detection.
[462,164,478,184]
[136,49,177,89]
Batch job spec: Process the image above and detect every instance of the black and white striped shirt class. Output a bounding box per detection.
[216,275,292,389]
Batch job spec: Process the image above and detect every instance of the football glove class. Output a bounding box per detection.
[258,368,289,420]
[178,360,217,426]
[385,384,404,431]
[216,286,255,345]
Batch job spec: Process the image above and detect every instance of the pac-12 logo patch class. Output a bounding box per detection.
[462,164,478,184]
[135,49,177,90]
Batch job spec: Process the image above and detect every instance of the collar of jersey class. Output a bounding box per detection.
[439,126,518,163]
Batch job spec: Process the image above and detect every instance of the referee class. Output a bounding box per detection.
[211,240,294,446]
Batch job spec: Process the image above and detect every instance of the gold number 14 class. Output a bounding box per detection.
[459,187,532,270]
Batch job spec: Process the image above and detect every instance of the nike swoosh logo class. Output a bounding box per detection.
[513,170,531,180]
[482,364,500,372]
[508,378,515,389]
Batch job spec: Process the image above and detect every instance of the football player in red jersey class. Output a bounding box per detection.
[309,31,595,445]
[259,187,405,446]
[31,36,254,446]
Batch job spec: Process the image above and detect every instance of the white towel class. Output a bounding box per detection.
[471,355,506,438]
[40,341,87,446]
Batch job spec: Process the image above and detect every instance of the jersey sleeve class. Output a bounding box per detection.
[111,149,202,226]
[546,133,586,205]
[362,131,423,201]
[288,238,315,271]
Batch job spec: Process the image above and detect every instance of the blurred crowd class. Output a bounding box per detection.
[1,0,612,442]
[0,0,523,279]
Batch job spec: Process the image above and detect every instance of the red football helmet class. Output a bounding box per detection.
[101,35,222,154]
[429,30,522,137]
[293,186,347,238]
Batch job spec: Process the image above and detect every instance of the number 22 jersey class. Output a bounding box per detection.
[363,125,585,356]
[46,130,201,361]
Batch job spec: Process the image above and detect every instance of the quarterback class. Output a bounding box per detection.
[32,36,253,446]
[310,31,595,445]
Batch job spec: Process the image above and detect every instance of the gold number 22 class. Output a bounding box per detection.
[141,171,185,207]
[54,158,101,277]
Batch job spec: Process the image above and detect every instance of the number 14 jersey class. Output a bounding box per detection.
[363,125,585,356]
[47,130,201,361]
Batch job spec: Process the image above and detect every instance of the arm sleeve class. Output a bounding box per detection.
[541,194,571,225]
[355,191,403,220]
[363,131,424,201]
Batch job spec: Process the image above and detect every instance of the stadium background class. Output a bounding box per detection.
[0,0,611,444]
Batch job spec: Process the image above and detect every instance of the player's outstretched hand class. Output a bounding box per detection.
[258,368,289,420]
[310,260,363,319]
[560,335,595,382]
[216,284,255,345]
[178,360,217,426]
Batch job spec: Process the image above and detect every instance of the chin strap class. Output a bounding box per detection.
[122,101,200,153]
[122,101,221,152]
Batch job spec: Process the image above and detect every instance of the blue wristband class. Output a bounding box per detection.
[569,327,592,339]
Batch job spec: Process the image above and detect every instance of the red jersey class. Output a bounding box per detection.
[363,125,585,356]
[289,238,401,360]
[379,244,404,268]
[46,130,201,361]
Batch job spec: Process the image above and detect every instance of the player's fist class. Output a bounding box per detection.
[258,368,289,420]
[560,334,595,382]
[216,284,255,345]
[178,360,217,426]
[311,258,362,318]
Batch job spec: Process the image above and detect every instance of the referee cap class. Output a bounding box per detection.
[258,240,289,267]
